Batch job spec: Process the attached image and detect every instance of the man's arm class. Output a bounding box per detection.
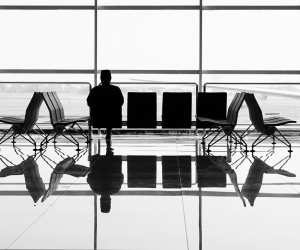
[87,88,96,107]
[115,86,124,105]
[119,89,124,105]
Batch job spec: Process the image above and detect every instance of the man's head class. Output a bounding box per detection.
[100,70,112,85]
[100,193,111,213]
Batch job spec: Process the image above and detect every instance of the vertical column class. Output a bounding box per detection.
[94,194,98,250]
[199,190,202,250]
[199,0,203,92]
[196,140,202,250]
[92,0,98,233]
[94,0,98,87]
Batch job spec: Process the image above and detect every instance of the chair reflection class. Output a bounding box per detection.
[0,140,296,210]
[41,146,88,202]
[242,154,296,206]
[0,147,45,203]
[162,156,191,188]
[127,155,156,188]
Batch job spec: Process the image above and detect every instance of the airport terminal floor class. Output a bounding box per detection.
[0,134,300,250]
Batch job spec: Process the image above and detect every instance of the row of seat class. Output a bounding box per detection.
[124,91,296,152]
[0,91,296,152]
[127,92,225,128]
[199,92,296,152]
[0,92,89,150]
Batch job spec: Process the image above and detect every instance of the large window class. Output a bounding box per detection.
[0,0,300,122]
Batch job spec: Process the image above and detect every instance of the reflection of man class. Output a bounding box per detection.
[87,151,123,213]
[87,70,124,149]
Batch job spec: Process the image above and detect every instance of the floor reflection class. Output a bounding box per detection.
[0,137,299,250]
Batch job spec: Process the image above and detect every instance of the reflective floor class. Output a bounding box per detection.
[0,135,300,250]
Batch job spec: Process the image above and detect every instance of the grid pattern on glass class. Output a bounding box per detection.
[98,11,199,70]
[203,11,300,70]
[0,11,93,69]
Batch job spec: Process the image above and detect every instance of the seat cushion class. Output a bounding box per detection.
[197,117,230,126]
[0,116,24,124]
[264,116,296,126]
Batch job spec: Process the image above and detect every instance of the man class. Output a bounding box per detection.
[87,70,124,148]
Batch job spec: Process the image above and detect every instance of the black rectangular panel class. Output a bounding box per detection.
[127,92,157,128]
[162,156,191,188]
[197,92,227,128]
[162,92,192,128]
[127,155,157,188]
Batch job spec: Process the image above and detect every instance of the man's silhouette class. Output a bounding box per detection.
[87,150,123,213]
[87,70,124,148]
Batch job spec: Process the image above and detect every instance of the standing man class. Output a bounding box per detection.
[87,70,124,149]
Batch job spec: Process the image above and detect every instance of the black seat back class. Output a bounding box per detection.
[51,92,65,121]
[42,92,64,125]
[127,155,157,188]
[197,92,227,128]
[162,92,192,128]
[23,92,44,132]
[244,93,266,133]
[127,92,157,128]
[226,92,246,126]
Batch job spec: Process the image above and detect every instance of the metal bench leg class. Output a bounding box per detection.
[273,128,292,152]
[252,133,270,152]
[0,127,14,145]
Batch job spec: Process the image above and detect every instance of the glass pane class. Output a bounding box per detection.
[0,0,94,5]
[101,0,199,5]
[98,11,199,70]
[0,197,93,249]
[203,11,300,70]
[203,0,300,5]
[98,196,188,250]
[203,76,300,123]
[0,11,93,69]
[0,83,89,120]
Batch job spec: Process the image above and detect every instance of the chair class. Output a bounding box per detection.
[127,92,157,128]
[41,91,89,149]
[244,93,296,152]
[127,155,157,188]
[0,92,44,148]
[162,92,192,128]
[197,92,227,128]
[198,92,246,152]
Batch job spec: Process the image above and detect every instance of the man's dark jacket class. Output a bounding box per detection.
[87,84,124,128]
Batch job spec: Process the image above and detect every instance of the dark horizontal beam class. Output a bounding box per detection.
[110,70,200,74]
[100,5,300,11]
[0,5,300,11]
[1,69,300,75]
[0,5,94,10]
[99,6,200,10]
[0,69,94,74]
[203,70,300,75]
[0,190,299,198]
[204,5,300,10]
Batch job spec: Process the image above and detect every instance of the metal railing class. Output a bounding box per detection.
[203,82,300,92]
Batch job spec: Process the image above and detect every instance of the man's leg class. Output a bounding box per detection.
[105,128,113,154]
